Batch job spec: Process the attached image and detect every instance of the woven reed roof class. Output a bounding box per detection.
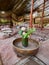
[0,0,49,16]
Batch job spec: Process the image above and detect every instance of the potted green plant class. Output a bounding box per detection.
[19,27,36,47]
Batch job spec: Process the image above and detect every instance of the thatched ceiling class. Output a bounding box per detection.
[0,0,16,11]
[0,0,49,16]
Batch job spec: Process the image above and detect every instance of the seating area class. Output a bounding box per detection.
[0,25,18,39]
[0,0,49,65]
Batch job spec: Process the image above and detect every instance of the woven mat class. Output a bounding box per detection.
[0,31,49,65]
[0,37,20,65]
[0,55,3,65]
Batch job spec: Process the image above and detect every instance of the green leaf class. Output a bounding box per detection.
[18,28,36,38]
[23,33,28,38]
[27,28,36,35]
[18,30,23,35]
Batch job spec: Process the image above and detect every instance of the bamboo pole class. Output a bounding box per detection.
[29,0,34,28]
[41,0,45,30]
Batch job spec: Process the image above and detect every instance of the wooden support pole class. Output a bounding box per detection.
[29,0,34,28]
[9,14,13,28]
[41,0,45,29]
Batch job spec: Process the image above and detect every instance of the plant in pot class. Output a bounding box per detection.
[19,27,36,47]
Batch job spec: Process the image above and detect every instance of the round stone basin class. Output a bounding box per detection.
[13,38,40,56]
